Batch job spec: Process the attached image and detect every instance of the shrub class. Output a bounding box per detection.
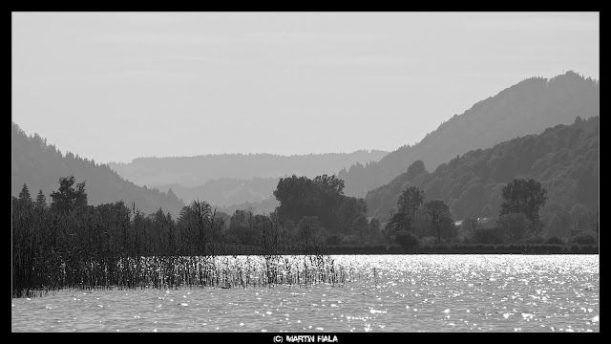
[525,236,545,244]
[419,236,437,246]
[325,234,341,246]
[545,236,564,245]
[395,231,420,250]
[570,233,597,245]
[472,227,504,244]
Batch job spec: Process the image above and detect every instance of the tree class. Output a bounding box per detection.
[387,186,424,237]
[18,184,32,206]
[50,176,88,213]
[313,174,345,196]
[569,203,592,235]
[177,200,213,254]
[395,232,419,250]
[297,216,324,253]
[258,214,280,254]
[460,218,478,242]
[334,197,367,234]
[367,218,383,244]
[422,200,455,244]
[34,190,47,211]
[497,212,531,242]
[500,178,547,224]
[543,204,572,239]
[397,186,425,216]
[405,160,426,179]
[151,208,175,255]
[274,175,320,223]
[351,215,369,241]
[273,174,366,236]
[228,210,256,246]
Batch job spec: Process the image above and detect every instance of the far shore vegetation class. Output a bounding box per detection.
[13,173,597,298]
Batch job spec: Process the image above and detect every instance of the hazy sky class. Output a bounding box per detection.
[12,12,599,163]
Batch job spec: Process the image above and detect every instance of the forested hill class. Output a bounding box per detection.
[12,123,185,215]
[339,71,599,197]
[108,150,388,188]
[365,116,599,225]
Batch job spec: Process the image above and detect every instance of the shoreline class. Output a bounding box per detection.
[199,244,599,256]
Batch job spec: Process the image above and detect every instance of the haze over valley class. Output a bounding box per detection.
[12,13,599,333]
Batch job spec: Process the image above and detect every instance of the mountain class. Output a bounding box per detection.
[155,177,280,207]
[12,123,185,215]
[216,197,280,216]
[365,117,599,225]
[108,150,388,188]
[339,71,599,197]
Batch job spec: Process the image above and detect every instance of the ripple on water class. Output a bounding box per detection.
[11,255,599,332]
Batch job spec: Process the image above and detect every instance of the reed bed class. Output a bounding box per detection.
[13,254,348,298]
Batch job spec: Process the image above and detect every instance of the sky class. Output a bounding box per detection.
[12,12,599,164]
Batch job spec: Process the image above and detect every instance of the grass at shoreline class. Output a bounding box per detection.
[316,244,598,255]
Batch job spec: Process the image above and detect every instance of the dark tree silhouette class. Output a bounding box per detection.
[34,190,46,210]
[18,184,32,206]
[397,186,424,218]
[500,178,547,224]
[273,174,366,236]
[297,216,324,254]
[497,212,531,242]
[50,176,88,213]
[423,200,454,244]
[387,186,424,236]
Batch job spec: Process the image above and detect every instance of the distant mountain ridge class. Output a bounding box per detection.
[215,196,280,216]
[109,150,388,189]
[365,116,599,225]
[155,177,280,207]
[338,71,599,197]
[12,123,185,215]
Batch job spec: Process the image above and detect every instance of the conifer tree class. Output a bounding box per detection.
[18,184,32,206]
[35,190,46,210]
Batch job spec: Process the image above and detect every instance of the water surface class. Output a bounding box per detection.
[12,254,599,332]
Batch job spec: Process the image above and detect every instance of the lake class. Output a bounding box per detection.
[11,254,599,332]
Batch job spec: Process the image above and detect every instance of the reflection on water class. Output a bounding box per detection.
[12,255,599,332]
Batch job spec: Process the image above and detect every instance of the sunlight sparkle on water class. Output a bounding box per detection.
[12,255,598,332]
